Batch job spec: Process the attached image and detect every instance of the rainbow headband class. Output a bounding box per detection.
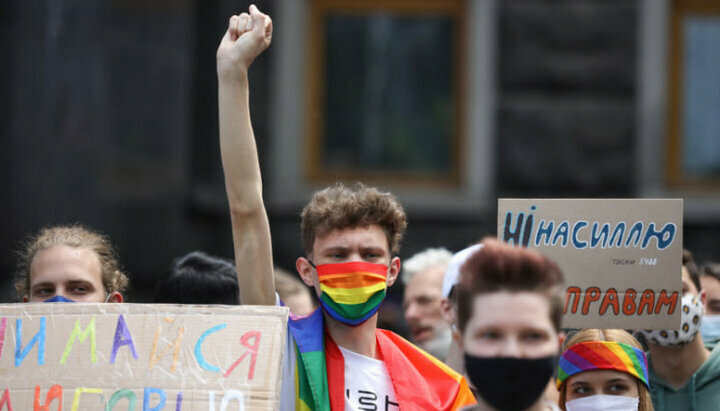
[557,341,649,390]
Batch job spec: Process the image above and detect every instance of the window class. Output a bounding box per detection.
[305,0,465,184]
[667,0,720,187]
[269,0,494,214]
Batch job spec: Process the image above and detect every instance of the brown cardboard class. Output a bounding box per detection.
[0,303,288,410]
[497,199,683,329]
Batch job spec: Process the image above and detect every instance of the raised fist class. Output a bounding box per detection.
[217,4,273,77]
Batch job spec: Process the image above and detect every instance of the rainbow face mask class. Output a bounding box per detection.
[313,261,388,326]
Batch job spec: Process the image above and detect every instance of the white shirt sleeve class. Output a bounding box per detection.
[277,292,297,410]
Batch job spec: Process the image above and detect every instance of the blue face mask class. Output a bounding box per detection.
[44,295,76,303]
[701,314,720,343]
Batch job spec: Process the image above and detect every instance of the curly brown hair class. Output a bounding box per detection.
[300,183,407,256]
[15,225,129,299]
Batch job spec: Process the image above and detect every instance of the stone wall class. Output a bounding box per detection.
[497,1,637,196]
[0,0,274,302]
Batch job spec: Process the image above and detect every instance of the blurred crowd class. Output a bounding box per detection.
[13,221,720,410]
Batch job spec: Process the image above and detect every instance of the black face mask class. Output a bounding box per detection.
[464,354,557,411]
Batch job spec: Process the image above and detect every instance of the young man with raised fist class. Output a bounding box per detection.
[216,5,475,410]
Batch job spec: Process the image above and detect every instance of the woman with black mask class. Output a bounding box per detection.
[455,238,565,411]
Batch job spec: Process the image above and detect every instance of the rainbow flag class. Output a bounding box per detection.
[288,308,476,410]
[557,340,649,389]
[317,262,387,325]
[288,309,329,411]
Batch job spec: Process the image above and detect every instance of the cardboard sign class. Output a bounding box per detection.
[0,303,288,410]
[497,199,683,329]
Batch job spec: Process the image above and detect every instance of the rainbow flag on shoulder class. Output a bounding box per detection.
[288,308,476,410]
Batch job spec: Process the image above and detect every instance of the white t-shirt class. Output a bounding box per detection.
[339,345,398,411]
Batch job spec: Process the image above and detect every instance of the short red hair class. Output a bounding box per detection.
[456,238,564,332]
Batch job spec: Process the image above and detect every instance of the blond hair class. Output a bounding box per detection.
[559,329,654,411]
[300,183,407,256]
[15,225,129,299]
[274,266,313,302]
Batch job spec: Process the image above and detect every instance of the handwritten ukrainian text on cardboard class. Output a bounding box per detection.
[498,199,682,329]
[0,303,287,410]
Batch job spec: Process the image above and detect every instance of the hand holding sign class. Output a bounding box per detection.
[217,4,273,78]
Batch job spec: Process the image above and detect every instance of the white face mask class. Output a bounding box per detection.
[700,314,720,343]
[566,394,639,411]
[638,294,703,347]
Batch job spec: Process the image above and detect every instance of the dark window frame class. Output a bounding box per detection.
[305,0,466,186]
[667,0,720,188]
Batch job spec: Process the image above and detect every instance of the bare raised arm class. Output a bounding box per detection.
[217,5,274,305]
